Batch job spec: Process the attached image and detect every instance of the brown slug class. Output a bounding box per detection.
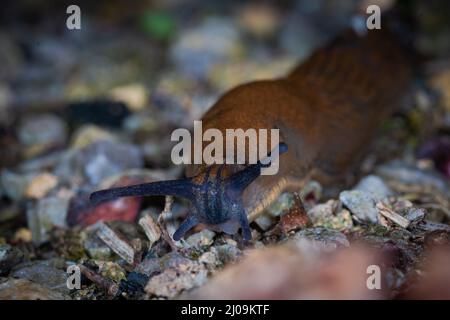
[90,28,414,241]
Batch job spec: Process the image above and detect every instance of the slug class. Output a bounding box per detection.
[90,28,414,241]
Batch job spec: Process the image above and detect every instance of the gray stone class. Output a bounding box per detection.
[265,192,294,217]
[308,200,353,231]
[18,114,68,149]
[308,200,337,224]
[70,124,118,149]
[159,252,194,270]
[339,190,378,224]
[215,244,242,264]
[55,140,143,185]
[0,85,13,126]
[0,278,68,300]
[376,160,450,194]
[198,249,219,267]
[289,227,350,252]
[185,229,216,248]
[404,207,427,224]
[145,258,208,298]
[0,244,24,276]
[0,170,35,201]
[27,195,70,244]
[170,17,242,79]
[354,175,393,201]
[12,259,68,294]
[83,229,112,261]
[134,257,161,277]
[254,214,276,231]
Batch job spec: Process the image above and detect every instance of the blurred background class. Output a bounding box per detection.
[0,0,450,300]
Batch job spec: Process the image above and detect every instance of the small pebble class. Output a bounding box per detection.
[25,173,58,199]
[185,229,216,248]
[288,227,350,253]
[264,192,294,217]
[27,195,70,244]
[109,83,148,112]
[55,140,143,185]
[339,190,379,224]
[18,114,68,155]
[376,160,449,194]
[70,125,117,149]
[12,259,69,293]
[254,214,276,231]
[308,200,353,231]
[145,258,208,298]
[170,17,243,80]
[354,175,393,201]
[0,244,24,275]
[0,278,67,300]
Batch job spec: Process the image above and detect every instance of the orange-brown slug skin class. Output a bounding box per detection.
[187,28,414,221]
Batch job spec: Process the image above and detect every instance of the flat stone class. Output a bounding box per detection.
[11,259,69,293]
[185,229,216,248]
[18,114,68,154]
[376,160,449,194]
[354,175,393,201]
[55,140,143,185]
[215,244,242,264]
[0,244,24,276]
[265,192,294,217]
[339,190,378,224]
[145,258,208,298]
[288,227,350,252]
[0,278,67,300]
[308,200,353,231]
[27,195,70,244]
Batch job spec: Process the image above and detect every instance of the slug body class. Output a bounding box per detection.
[91,28,414,240]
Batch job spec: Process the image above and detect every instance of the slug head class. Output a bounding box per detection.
[90,143,288,241]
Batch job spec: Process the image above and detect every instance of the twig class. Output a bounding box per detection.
[139,214,161,247]
[376,202,410,229]
[97,222,135,265]
[157,196,180,251]
[79,264,119,297]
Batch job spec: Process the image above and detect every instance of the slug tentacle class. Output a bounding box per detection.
[89,178,196,205]
[237,204,252,241]
[227,142,288,192]
[172,215,199,241]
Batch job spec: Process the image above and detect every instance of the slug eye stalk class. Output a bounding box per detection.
[89,142,288,241]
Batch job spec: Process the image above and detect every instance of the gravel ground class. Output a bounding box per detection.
[0,0,450,300]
